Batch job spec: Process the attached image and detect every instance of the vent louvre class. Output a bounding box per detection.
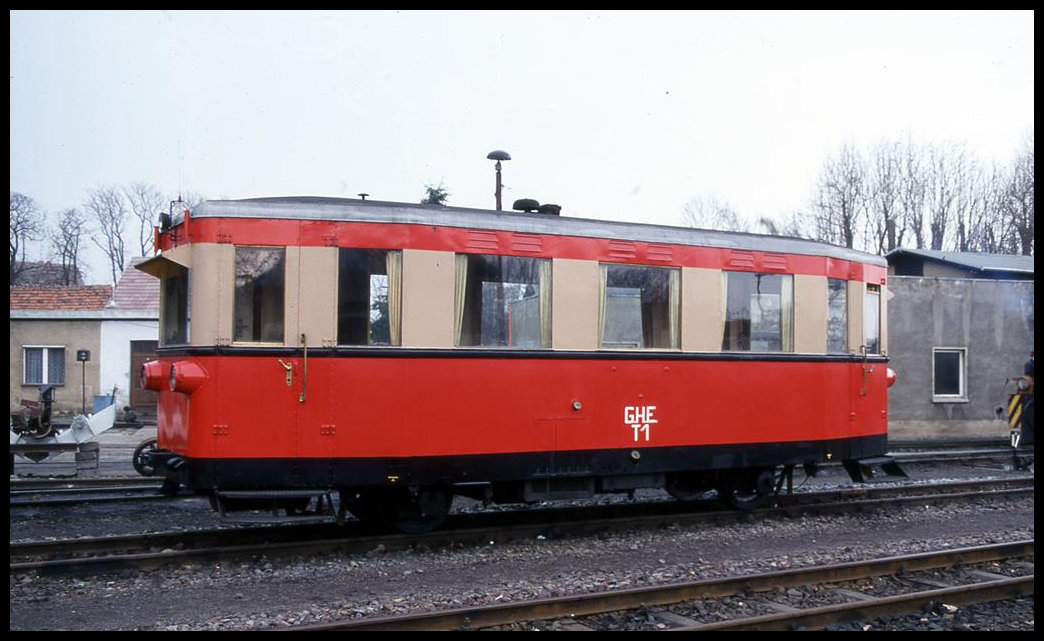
[761,253,788,271]
[729,251,756,269]
[466,231,499,252]
[648,244,673,262]
[510,233,543,253]
[608,241,637,259]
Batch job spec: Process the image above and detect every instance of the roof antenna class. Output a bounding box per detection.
[177,138,183,204]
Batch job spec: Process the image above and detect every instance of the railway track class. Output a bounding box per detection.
[888,438,1020,450]
[284,540,1033,631]
[10,477,164,490]
[9,442,1031,508]
[11,477,1033,576]
[9,480,171,506]
[888,439,1032,467]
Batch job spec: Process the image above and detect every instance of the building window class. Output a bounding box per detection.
[23,346,66,385]
[827,278,848,353]
[865,284,881,354]
[722,272,793,352]
[454,254,551,347]
[162,266,190,345]
[933,348,967,402]
[233,246,286,343]
[338,249,401,346]
[600,264,679,349]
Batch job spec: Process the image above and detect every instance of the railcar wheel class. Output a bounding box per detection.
[339,489,382,522]
[718,468,774,511]
[665,472,714,502]
[132,438,160,476]
[381,486,452,534]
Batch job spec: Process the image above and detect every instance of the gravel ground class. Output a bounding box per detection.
[9,461,1034,631]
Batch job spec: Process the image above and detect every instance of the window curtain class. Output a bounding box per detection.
[598,264,608,347]
[48,348,66,384]
[864,287,881,354]
[539,259,552,348]
[781,274,794,352]
[453,254,468,346]
[720,271,730,350]
[668,268,680,349]
[24,348,43,384]
[385,251,402,346]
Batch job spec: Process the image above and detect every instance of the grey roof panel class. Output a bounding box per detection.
[885,247,1033,274]
[187,197,886,266]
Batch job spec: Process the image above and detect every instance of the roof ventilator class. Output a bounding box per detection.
[512,198,561,216]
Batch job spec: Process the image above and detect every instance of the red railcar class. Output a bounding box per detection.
[139,197,898,531]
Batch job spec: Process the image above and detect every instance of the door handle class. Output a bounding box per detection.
[277,359,293,386]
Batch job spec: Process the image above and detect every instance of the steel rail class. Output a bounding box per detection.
[11,479,1033,576]
[681,575,1034,631]
[9,446,1031,507]
[11,442,1030,492]
[10,477,164,490]
[285,540,1034,631]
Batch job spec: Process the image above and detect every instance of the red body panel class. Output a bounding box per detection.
[156,355,888,460]
[162,218,887,285]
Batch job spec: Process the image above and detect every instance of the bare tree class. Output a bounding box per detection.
[867,141,903,254]
[10,191,44,284]
[1000,134,1034,255]
[164,190,207,219]
[954,168,976,252]
[811,144,867,249]
[681,195,750,232]
[896,141,928,249]
[49,207,87,285]
[124,182,166,256]
[756,217,779,235]
[923,143,969,251]
[961,163,1002,253]
[773,209,815,239]
[181,191,207,210]
[952,159,1010,253]
[690,136,1029,258]
[84,185,129,286]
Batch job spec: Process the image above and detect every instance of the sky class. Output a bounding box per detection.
[10,10,1035,285]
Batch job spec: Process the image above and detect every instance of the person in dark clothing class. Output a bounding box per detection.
[122,406,139,425]
[1014,351,1034,466]
[1022,352,1033,440]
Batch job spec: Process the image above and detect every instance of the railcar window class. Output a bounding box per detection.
[233,246,286,343]
[454,254,551,348]
[599,265,679,349]
[826,277,847,353]
[338,249,401,346]
[721,272,793,352]
[162,267,190,345]
[864,284,881,354]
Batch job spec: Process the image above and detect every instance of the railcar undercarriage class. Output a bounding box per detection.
[151,449,905,534]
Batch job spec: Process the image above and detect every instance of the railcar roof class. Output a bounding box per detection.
[187,196,886,266]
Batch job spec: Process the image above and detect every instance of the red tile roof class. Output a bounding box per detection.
[111,257,160,310]
[10,285,114,310]
[10,258,160,312]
